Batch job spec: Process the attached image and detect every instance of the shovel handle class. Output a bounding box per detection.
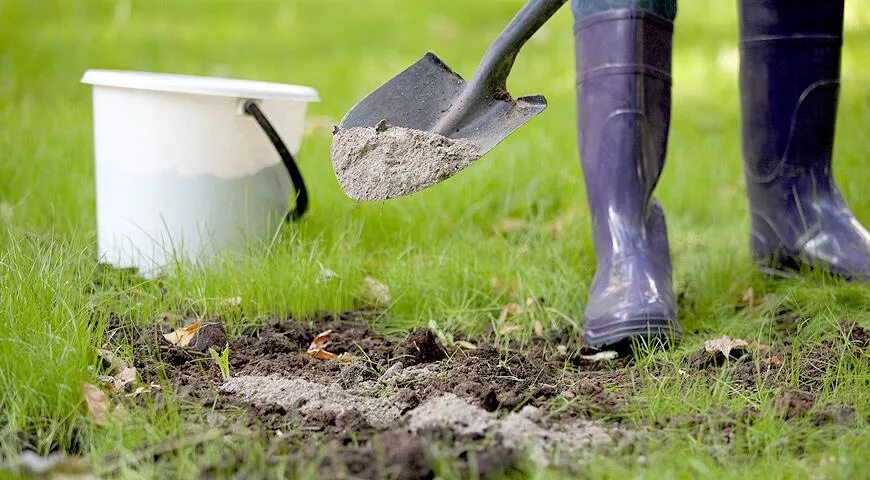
[434,0,567,135]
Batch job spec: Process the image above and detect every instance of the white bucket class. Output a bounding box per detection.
[82,70,319,276]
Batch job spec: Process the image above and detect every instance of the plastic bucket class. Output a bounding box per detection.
[81,70,319,276]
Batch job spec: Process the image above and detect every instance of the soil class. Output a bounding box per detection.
[331,125,480,201]
[99,313,868,479]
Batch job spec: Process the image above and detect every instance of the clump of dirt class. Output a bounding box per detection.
[331,124,480,200]
[775,389,817,419]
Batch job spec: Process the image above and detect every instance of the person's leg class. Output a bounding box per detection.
[573,0,680,349]
[739,0,870,281]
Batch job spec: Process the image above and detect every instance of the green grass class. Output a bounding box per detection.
[1,0,869,477]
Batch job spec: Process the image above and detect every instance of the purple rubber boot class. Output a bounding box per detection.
[739,0,870,281]
[575,10,680,349]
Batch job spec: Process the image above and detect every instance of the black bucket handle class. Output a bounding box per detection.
[243,100,308,221]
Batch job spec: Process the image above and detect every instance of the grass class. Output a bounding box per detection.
[1,0,869,477]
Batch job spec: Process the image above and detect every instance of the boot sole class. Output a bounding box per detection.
[582,317,679,352]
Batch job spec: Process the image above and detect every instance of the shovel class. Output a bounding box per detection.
[334,0,567,200]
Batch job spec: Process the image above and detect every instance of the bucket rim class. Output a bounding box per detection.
[81,69,320,102]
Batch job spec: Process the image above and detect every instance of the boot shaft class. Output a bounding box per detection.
[738,0,843,184]
[575,10,673,255]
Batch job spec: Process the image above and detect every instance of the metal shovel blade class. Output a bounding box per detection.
[338,52,547,156]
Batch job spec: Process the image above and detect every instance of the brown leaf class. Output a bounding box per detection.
[363,276,391,306]
[112,366,138,393]
[163,321,201,347]
[308,329,333,350]
[307,329,340,360]
[126,382,161,398]
[533,320,544,338]
[704,336,749,358]
[308,349,338,360]
[97,349,137,394]
[82,383,110,424]
[498,303,524,323]
[454,340,478,350]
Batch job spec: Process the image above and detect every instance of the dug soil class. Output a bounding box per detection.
[102,313,867,479]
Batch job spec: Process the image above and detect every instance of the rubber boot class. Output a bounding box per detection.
[739,0,870,281]
[575,10,680,349]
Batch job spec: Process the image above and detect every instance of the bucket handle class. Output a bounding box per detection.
[243,100,308,221]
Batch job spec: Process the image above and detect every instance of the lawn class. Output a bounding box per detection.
[1,0,869,478]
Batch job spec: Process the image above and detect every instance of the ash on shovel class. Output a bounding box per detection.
[331,123,480,201]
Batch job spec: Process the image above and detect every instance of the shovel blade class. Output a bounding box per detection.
[339,52,547,155]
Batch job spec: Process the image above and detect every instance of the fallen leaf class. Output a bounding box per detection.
[768,355,782,367]
[163,321,202,347]
[308,349,338,360]
[498,303,524,323]
[533,320,544,338]
[97,349,137,394]
[580,351,619,362]
[499,324,521,335]
[307,329,340,360]
[309,329,332,350]
[112,366,138,393]
[454,340,478,350]
[704,336,750,358]
[126,382,161,398]
[363,276,391,306]
[82,383,110,424]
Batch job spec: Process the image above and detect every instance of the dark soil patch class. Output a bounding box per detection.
[102,313,631,479]
[98,313,868,479]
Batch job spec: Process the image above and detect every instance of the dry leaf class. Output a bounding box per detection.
[82,383,110,424]
[454,340,478,350]
[363,276,391,306]
[498,303,524,323]
[97,349,137,394]
[533,320,544,338]
[769,355,782,367]
[499,324,521,335]
[126,382,161,398]
[163,321,202,347]
[307,329,340,360]
[112,366,138,393]
[704,336,749,358]
[308,349,338,360]
[580,351,619,362]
